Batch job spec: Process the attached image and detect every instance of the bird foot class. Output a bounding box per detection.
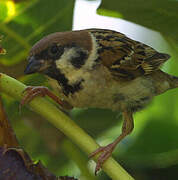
[89,143,115,175]
[21,86,48,106]
[20,86,73,110]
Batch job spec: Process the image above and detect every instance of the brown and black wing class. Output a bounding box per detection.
[89,29,170,79]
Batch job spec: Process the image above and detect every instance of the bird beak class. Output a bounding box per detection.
[24,56,43,74]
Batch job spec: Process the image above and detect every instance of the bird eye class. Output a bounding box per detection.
[48,44,64,59]
[50,45,59,55]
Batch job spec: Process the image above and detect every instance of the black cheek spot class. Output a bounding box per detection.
[70,50,88,69]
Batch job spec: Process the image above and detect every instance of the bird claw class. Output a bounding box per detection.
[20,86,47,107]
[89,143,115,175]
[20,86,73,110]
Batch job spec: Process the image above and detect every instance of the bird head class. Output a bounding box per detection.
[24,31,92,78]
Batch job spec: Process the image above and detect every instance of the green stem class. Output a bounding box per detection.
[61,139,97,180]
[0,73,134,180]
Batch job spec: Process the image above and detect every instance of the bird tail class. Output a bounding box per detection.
[169,74,178,89]
[151,70,178,95]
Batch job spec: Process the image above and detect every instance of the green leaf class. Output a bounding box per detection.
[98,0,178,44]
[0,2,8,21]
[0,0,74,66]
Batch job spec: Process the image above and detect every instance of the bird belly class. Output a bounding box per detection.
[47,66,156,112]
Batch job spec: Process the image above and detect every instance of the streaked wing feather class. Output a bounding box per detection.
[89,29,170,79]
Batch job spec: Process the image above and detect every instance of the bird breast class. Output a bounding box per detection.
[48,64,155,112]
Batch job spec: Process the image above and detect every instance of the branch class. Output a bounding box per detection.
[0,73,134,180]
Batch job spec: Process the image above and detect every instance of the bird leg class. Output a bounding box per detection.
[20,86,73,110]
[89,110,134,175]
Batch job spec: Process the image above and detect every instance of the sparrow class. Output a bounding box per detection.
[22,28,178,174]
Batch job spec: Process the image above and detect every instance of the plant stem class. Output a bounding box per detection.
[61,139,97,180]
[0,73,134,180]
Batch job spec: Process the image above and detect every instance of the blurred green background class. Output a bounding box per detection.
[0,0,178,179]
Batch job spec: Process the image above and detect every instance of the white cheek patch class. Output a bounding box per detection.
[56,47,78,74]
[55,47,87,84]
